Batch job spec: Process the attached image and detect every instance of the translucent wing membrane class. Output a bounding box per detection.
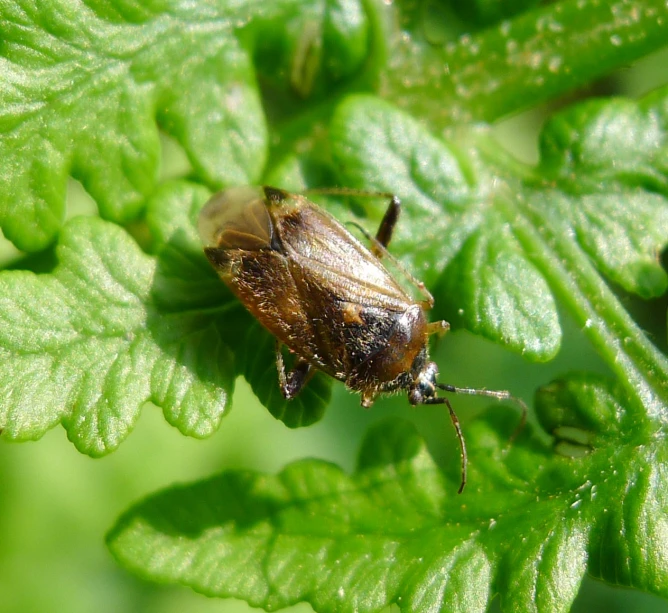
[198,186,273,251]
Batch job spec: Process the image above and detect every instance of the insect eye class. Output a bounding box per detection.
[409,379,435,405]
[419,362,439,389]
[409,361,439,404]
[417,379,435,397]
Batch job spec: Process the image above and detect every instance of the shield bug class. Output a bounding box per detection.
[199,186,526,492]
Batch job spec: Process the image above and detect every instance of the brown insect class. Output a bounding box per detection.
[199,186,526,492]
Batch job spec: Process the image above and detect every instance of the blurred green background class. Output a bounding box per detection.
[0,40,667,613]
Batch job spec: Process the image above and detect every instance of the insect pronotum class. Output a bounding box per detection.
[199,186,527,492]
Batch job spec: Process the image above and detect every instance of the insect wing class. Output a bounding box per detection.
[200,187,320,365]
[200,187,419,379]
[198,186,273,251]
[264,192,419,379]
[270,194,411,310]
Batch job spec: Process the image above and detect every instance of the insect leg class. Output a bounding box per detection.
[344,195,400,256]
[304,187,400,250]
[275,342,313,399]
[374,195,401,250]
[427,320,449,336]
[424,395,467,494]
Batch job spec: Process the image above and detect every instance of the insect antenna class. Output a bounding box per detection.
[436,383,528,442]
[305,186,396,199]
[426,395,468,494]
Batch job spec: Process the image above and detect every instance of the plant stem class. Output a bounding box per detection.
[503,193,668,421]
[382,0,668,126]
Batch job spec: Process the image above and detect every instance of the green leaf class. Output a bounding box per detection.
[538,96,668,298]
[3,2,668,610]
[330,94,562,361]
[382,0,668,126]
[534,375,668,596]
[0,0,285,251]
[109,371,668,612]
[322,0,369,81]
[330,94,474,284]
[438,221,559,361]
[0,216,234,455]
[535,373,631,443]
[237,320,331,428]
[449,0,541,27]
[330,91,668,403]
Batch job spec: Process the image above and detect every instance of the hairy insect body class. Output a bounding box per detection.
[200,186,429,407]
[200,185,527,492]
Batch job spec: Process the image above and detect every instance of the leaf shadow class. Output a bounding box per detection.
[146,227,330,431]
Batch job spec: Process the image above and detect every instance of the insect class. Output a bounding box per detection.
[198,186,526,492]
